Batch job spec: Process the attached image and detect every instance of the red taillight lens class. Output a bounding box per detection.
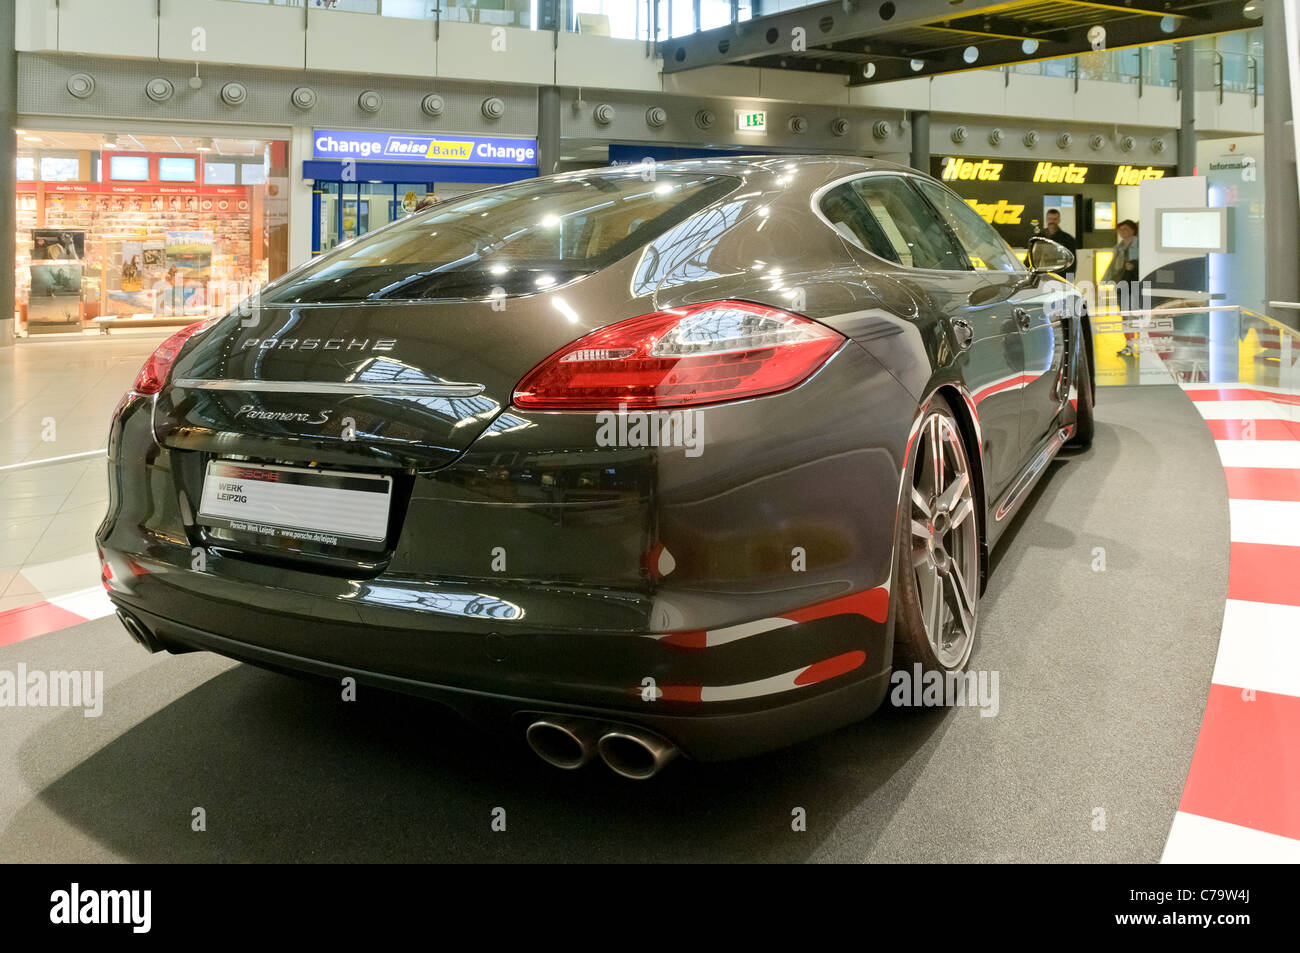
[132,320,210,395]
[513,300,843,410]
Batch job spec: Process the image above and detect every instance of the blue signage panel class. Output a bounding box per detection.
[608,144,776,165]
[313,130,538,167]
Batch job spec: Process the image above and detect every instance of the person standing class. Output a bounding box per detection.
[1104,220,1141,356]
[1041,208,1077,278]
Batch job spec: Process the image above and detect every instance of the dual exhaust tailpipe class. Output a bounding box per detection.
[525,717,678,780]
[116,608,163,653]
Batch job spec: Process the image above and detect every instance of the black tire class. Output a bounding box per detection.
[891,394,980,674]
[1068,335,1094,449]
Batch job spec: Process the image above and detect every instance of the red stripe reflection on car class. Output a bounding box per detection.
[653,650,868,705]
[659,628,708,649]
[656,586,890,649]
[793,650,868,686]
[971,374,1033,405]
[782,586,889,625]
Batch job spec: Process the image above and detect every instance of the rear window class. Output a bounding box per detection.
[264,171,739,303]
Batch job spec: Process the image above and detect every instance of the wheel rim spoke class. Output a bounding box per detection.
[911,487,931,519]
[910,518,931,540]
[936,468,969,514]
[945,562,976,642]
[949,496,974,529]
[928,417,943,498]
[926,569,944,651]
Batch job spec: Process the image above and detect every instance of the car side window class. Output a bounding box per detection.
[818,183,901,264]
[848,176,969,271]
[912,178,1024,273]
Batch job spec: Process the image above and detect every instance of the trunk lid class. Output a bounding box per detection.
[156,290,632,470]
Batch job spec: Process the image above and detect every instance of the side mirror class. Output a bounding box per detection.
[1027,235,1074,275]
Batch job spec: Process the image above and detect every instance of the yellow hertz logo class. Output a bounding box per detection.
[1114,165,1166,185]
[965,198,1024,225]
[425,139,475,161]
[1032,161,1089,184]
[941,157,1003,181]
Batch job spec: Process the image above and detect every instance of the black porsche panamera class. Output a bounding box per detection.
[98,156,1093,778]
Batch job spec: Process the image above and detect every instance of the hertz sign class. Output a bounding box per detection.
[937,156,1168,186]
[965,198,1024,225]
[940,157,1005,181]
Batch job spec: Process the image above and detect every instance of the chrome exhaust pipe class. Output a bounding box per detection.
[525,717,600,770]
[597,728,679,780]
[116,608,161,654]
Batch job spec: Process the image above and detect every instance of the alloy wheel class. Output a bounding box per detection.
[908,411,980,669]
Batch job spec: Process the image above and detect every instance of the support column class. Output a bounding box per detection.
[0,1,16,348]
[537,85,561,178]
[1264,0,1299,327]
[1176,41,1196,178]
[909,110,930,173]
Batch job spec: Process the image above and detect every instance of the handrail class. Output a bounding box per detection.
[1094,306,1246,318]
[1246,308,1300,336]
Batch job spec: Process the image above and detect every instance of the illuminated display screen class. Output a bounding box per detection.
[159,157,197,182]
[109,155,150,181]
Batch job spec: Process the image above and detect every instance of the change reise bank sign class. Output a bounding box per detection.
[314,130,538,167]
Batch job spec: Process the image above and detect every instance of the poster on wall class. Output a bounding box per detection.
[120,241,144,292]
[165,230,213,281]
[30,263,83,298]
[31,229,85,261]
[28,262,84,333]
[161,231,213,315]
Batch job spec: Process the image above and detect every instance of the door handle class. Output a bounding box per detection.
[951,318,973,350]
[1013,307,1032,330]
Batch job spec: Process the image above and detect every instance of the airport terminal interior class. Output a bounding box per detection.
[0,0,1297,873]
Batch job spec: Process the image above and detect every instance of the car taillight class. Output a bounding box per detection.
[513,300,843,410]
[132,321,210,395]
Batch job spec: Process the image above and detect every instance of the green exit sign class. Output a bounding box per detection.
[736,110,767,132]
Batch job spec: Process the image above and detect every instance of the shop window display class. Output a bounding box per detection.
[12,130,289,335]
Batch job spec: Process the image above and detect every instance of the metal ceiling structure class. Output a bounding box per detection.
[659,0,1262,85]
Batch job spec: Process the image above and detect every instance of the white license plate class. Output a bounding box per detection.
[197,460,392,551]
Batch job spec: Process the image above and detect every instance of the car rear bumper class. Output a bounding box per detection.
[111,594,892,761]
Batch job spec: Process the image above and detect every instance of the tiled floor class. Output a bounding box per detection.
[0,332,169,612]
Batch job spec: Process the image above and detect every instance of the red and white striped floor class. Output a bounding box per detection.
[1162,383,1300,862]
[0,582,114,648]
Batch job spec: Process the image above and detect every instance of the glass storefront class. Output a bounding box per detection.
[316,181,438,253]
[13,127,289,336]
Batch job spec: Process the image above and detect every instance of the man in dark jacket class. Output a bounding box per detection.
[1042,208,1077,278]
